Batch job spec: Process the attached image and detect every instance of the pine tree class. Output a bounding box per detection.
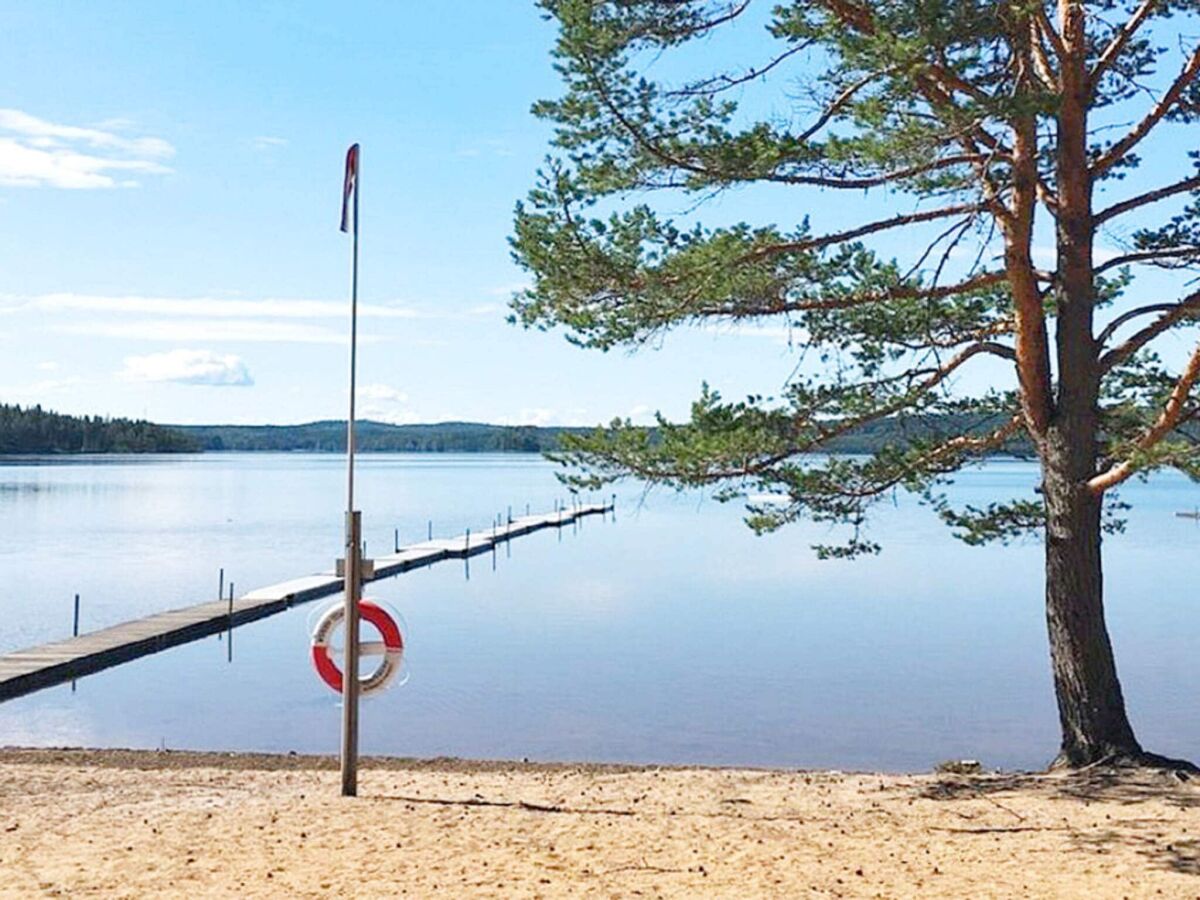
[512,0,1200,768]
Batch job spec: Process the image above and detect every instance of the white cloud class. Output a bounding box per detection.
[17,292,418,320]
[120,349,253,386]
[58,319,355,344]
[361,384,408,403]
[0,109,173,189]
[627,404,657,425]
[489,281,531,297]
[464,303,506,317]
[516,407,556,427]
[358,383,418,424]
[35,361,59,372]
[718,322,802,344]
[3,291,422,344]
[456,138,514,159]
[0,376,84,399]
[249,136,288,150]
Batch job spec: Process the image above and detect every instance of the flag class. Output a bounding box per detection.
[340,143,360,234]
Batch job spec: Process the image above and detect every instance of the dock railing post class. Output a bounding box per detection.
[227,583,235,663]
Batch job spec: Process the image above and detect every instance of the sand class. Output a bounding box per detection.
[0,749,1197,898]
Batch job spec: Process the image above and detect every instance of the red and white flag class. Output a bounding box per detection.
[340,143,360,234]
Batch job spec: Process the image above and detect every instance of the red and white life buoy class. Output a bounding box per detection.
[311,600,404,695]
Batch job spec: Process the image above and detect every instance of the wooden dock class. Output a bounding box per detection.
[0,503,611,702]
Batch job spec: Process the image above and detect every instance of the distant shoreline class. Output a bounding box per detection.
[3,401,1037,456]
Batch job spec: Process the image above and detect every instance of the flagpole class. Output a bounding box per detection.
[341,144,362,798]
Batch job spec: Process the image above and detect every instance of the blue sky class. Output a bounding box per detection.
[0,2,1195,426]
[0,1,798,426]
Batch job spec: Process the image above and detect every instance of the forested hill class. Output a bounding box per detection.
[0,404,200,454]
[0,406,1036,456]
[176,415,1034,456]
[175,421,580,452]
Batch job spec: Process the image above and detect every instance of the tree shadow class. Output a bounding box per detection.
[918,767,1199,810]
[918,768,1200,878]
[1070,831,1200,876]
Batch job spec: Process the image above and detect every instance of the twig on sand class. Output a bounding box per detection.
[930,825,1071,835]
[981,794,1027,822]
[599,860,688,876]
[379,794,635,816]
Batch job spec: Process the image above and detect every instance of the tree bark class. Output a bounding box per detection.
[1039,3,1144,769]
[1041,443,1143,767]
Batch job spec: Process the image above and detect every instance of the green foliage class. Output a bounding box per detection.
[514,1,1200,557]
[178,421,579,453]
[0,404,199,454]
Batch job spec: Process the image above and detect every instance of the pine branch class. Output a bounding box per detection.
[668,43,809,98]
[1035,6,1067,63]
[1095,245,1200,274]
[1095,176,1200,225]
[1097,302,1188,347]
[696,271,1009,318]
[1090,341,1200,492]
[1089,0,1160,93]
[1099,289,1200,373]
[584,52,984,191]
[738,203,986,263]
[1003,34,1054,438]
[1092,44,1200,176]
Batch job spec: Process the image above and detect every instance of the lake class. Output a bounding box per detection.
[0,452,1197,772]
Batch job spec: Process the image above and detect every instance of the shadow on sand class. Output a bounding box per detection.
[918,767,1200,877]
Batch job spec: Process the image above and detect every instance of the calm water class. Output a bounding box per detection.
[0,453,1197,772]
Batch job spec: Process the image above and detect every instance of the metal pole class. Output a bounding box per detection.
[342,511,362,796]
[341,143,363,798]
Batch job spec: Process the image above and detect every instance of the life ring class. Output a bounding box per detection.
[311,600,404,695]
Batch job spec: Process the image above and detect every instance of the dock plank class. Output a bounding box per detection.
[0,502,611,702]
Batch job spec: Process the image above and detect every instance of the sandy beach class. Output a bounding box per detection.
[0,749,1195,897]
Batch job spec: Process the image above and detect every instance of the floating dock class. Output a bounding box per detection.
[0,503,611,702]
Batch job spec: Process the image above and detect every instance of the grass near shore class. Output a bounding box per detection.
[0,748,1196,897]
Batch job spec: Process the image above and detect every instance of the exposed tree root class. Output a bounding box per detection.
[1050,747,1199,775]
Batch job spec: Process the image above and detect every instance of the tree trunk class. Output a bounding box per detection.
[1041,441,1142,767]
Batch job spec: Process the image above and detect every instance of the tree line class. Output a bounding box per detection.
[2,404,1040,456]
[0,404,199,454]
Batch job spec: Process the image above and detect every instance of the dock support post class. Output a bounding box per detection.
[71,594,80,693]
[227,583,234,663]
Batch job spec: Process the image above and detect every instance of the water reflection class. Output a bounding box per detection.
[0,454,1196,772]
